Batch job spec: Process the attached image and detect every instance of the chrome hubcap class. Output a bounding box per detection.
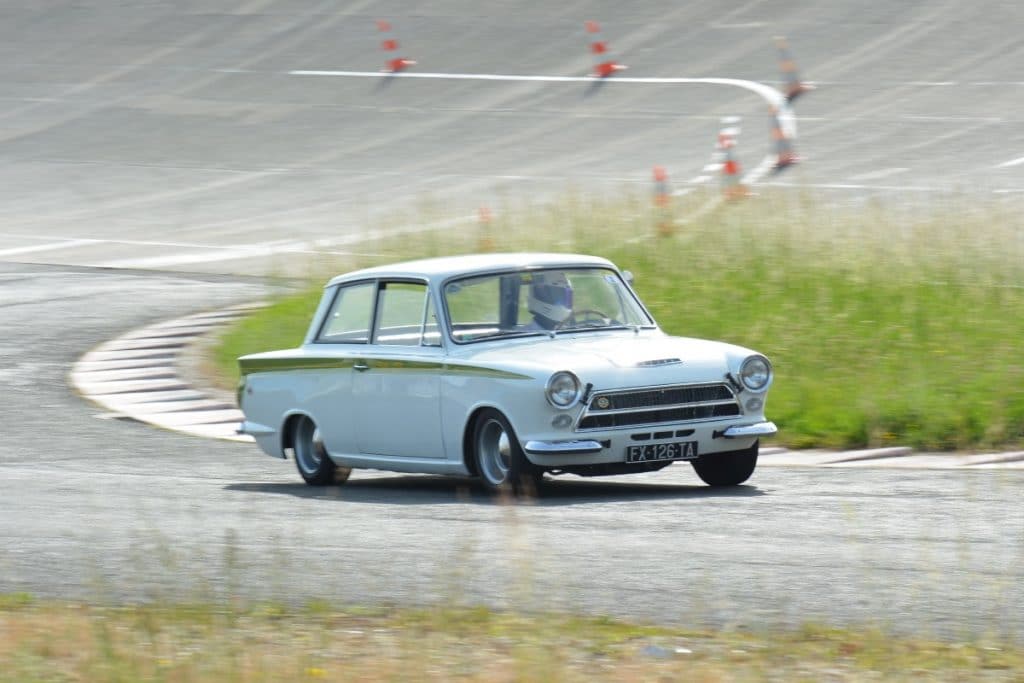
[478,419,511,486]
[295,418,323,474]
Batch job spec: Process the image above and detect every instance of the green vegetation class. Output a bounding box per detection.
[212,191,1024,451]
[3,598,1022,682]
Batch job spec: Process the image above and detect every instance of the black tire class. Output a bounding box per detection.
[292,415,351,486]
[691,440,759,487]
[472,409,543,497]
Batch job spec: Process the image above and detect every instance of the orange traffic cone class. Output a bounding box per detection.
[585,21,626,78]
[718,123,749,199]
[652,166,673,236]
[775,37,813,102]
[378,20,416,73]
[477,206,494,252]
[770,107,799,172]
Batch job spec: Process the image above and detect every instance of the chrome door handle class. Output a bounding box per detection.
[353,363,370,372]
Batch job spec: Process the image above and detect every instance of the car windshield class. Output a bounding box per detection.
[444,267,655,343]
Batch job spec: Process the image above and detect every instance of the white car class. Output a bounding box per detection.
[238,253,776,493]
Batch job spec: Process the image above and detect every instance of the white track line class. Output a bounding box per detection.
[95,239,326,270]
[764,181,940,192]
[848,167,909,181]
[94,214,479,269]
[996,156,1024,169]
[289,68,796,169]
[291,69,792,119]
[291,69,784,94]
[902,115,1003,123]
[0,239,100,258]
[4,215,479,270]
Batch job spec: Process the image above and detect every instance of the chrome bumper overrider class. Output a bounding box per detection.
[237,420,275,437]
[524,439,604,455]
[717,421,778,439]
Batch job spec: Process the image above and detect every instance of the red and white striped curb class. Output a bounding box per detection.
[70,304,264,443]
[69,308,1024,468]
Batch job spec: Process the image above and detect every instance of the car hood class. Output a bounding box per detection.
[454,331,752,385]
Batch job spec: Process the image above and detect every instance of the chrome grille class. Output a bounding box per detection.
[576,383,740,431]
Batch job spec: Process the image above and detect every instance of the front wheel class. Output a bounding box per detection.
[292,415,351,486]
[691,440,758,487]
[473,410,543,496]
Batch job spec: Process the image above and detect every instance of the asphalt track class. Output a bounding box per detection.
[2,1,1024,638]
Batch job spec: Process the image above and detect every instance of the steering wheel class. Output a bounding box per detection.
[556,309,612,329]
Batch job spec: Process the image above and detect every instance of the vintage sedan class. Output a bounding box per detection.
[237,253,776,493]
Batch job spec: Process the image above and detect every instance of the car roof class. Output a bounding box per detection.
[325,252,617,287]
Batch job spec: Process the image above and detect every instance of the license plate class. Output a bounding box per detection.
[625,440,698,463]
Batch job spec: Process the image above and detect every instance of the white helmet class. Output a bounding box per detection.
[528,271,573,328]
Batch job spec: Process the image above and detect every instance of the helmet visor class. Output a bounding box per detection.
[532,282,573,309]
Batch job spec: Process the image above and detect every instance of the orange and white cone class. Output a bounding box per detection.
[377,20,416,73]
[652,166,673,236]
[585,21,626,78]
[775,36,813,102]
[718,122,748,199]
[770,106,799,172]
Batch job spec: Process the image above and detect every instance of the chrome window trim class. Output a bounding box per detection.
[312,278,378,345]
[369,278,433,347]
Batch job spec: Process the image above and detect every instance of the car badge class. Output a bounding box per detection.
[596,396,611,409]
[636,358,682,367]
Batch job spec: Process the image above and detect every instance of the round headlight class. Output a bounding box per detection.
[739,356,772,392]
[545,371,581,408]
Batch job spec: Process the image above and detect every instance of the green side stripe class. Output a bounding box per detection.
[442,364,532,380]
[239,357,355,376]
[239,356,531,381]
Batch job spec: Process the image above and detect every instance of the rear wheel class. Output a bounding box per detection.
[691,440,758,487]
[293,415,351,486]
[473,410,543,496]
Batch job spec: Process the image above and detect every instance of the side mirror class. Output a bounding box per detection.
[622,270,635,286]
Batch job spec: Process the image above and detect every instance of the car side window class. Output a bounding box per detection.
[317,282,375,343]
[374,282,432,347]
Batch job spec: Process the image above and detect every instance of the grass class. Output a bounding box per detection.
[3,597,1022,682]
[211,190,1024,451]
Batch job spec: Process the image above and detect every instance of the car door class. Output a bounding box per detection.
[352,280,446,458]
[307,280,376,456]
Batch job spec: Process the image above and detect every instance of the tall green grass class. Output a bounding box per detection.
[213,191,1024,451]
[3,597,1021,682]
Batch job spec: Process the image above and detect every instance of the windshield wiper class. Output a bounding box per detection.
[553,324,631,335]
[458,329,546,343]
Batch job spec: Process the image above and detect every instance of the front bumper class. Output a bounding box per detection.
[521,419,775,467]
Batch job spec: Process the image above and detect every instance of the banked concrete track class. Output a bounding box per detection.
[2,1,1024,278]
